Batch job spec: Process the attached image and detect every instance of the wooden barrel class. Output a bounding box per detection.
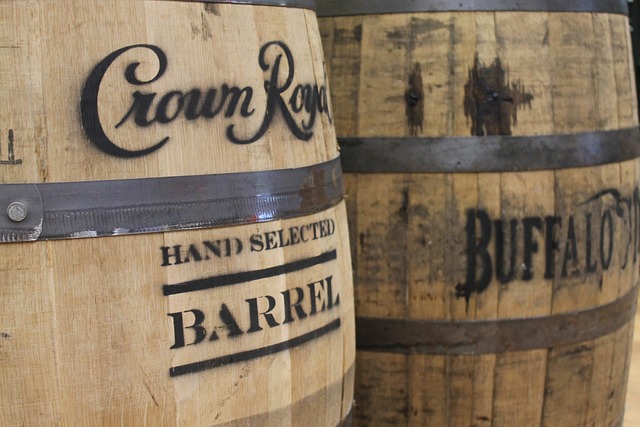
[0,1,355,425]
[318,1,639,425]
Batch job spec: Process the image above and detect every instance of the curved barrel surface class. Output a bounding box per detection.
[0,1,355,425]
[319,1,638,425]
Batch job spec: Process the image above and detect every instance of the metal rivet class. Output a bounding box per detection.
[7,202,27,222]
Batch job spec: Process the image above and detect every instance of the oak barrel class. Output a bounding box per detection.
[0,1,355,425]
[318,0,639,425]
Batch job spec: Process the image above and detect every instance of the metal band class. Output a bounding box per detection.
[0,158,343,242]
[183,0,316,10]
[338,127,640,173]
[356,285,638,355]
[316,0,628,17]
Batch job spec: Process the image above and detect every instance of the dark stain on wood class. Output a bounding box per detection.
[192,13,213,40]
[353,24,362,42]
[559,344,593,357]
[204,3,221,15]
[334,27,361,45]
[386,18,448,44]
[386,28,406,41]
[399,188,409,225]
[464,55,533,136]
[409,17,448,34]
[405,63,424,136]
[359,232,367,251]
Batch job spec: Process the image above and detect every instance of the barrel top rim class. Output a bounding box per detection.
[183,0,316,11]
[316,0,628,17]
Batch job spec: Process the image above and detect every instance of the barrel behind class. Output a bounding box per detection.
[318,1,638,426]
[0,1,354,425]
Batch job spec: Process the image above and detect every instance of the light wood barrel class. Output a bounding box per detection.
[0,1,355,425]
[318,1,639,425]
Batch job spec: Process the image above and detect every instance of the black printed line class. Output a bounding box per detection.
[163,249,337,296]
[169,318,341,377]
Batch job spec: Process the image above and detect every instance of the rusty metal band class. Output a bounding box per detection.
[0,157,343,242]
[356,285,638,355]
[184,0,316,10]
[316,0,628,17]
[338,127,640,173]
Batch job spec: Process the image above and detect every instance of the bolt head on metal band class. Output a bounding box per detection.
[0,185,43,242]
[7,202,27,223]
